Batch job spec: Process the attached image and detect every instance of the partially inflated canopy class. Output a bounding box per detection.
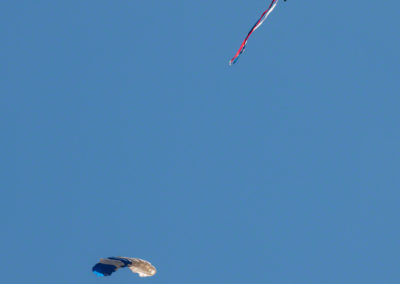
[92,257,156,277]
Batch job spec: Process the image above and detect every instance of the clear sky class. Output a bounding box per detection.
[2,0,400,283]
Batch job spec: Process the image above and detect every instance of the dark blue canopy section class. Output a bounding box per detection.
[92,263,117,277]
[108,257,132,266]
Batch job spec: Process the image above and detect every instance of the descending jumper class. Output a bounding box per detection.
[229,0,281,65]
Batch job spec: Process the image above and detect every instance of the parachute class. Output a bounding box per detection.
[92,257,156,277]
[229,0,281,65]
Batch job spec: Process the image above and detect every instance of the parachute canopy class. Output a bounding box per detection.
[92,257,156,277]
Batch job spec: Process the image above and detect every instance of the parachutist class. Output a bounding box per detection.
[229,0,280,65]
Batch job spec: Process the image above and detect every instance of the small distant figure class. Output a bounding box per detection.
[229,0,283,65]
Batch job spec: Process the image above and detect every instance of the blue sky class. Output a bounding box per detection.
[2,0,400,283]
